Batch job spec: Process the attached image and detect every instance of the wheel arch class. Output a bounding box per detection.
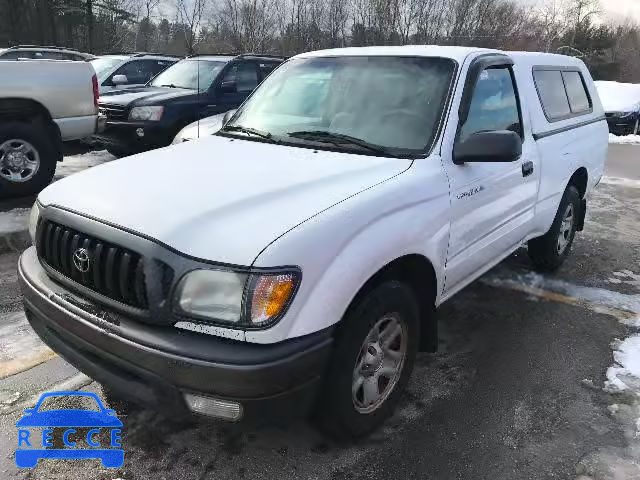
[0,98,62,162]
[567,167,588,199]
[567,167,588,231]
[341,254,439,352]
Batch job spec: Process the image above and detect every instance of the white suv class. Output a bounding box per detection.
[19,46,607,438]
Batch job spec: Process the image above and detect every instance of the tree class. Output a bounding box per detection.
[176,0,207,54]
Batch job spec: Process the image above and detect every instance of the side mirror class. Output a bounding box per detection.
[222,109,237,125]
[220,80,236,94]
[112,74,128,86]
[453,130,522,165]
[104,409,116,415]
[23,408,35,414]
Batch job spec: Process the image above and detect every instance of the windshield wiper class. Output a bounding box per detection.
[287,130,399,157]
[159,84,180,88]
[221,125,277,142]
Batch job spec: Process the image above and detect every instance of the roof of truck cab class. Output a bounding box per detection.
[295,45,499,62]
[295,46,586,67]
[507,51,587,68]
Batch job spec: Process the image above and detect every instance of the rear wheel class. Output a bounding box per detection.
[315,281,420,439]
[0,122,56,198]
[528,185,581,272]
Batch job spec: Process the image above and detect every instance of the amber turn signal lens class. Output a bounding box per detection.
[250,273,298,325]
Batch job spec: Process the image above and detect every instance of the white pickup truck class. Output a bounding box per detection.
[0,60,102,198]
[19,46,607,438]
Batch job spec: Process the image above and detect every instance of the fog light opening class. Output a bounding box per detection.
[183,393,243,421]
[136,128,145,138]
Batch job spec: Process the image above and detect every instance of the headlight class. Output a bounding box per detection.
[28,202,40,245]
[129,106,164,121]
[174,268,300,328]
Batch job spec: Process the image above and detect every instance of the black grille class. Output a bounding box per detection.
[37,220,148,310]
[98,104,129,121]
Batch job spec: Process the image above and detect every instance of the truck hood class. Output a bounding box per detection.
[98,86,197,107]
[39,136,411,265]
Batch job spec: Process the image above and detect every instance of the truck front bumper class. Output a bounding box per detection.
[92,121,173,153]
[606,116,639,136]
[18,248,332,424]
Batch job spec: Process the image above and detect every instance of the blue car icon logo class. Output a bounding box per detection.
[15,391,123,468]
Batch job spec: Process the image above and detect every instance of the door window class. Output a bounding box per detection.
[533,70,571,120]
[220,62,259,93]
[459,67,522,142]
[258,62,279,79]
[561,71,591,114]
[110,60,163,85]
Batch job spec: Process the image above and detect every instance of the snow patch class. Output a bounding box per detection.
[56,149,115,178]
[484,269,640,323]
[609,133,640,145]
[601,176,640,189]
[0,208,29,235]
[606,336,640,392]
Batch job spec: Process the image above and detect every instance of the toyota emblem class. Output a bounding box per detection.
[72,248,91,273]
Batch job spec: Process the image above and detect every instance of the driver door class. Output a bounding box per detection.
[442,61,538,295]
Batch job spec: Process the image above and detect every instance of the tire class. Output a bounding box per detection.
[528,185,581,272]
[0,121,56,199]
[315,281,420,439]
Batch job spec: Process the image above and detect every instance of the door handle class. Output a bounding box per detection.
[522,161,534,177]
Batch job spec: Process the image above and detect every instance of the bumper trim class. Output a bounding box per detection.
[19,248,332,422]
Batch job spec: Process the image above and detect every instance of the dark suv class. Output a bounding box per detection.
[95,54,285,157]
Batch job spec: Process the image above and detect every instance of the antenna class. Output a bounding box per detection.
[197,55,200,139]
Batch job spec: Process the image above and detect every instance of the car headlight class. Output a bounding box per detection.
[28,202,40,245]
[129,106,164,121]
[174,268,300,328]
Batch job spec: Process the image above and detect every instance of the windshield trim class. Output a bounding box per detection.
[216,131,418,159]
[217,55,460,159]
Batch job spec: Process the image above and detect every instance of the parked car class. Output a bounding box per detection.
[19,46,607,438]
[172,110,233,143]
[91,53,180,94]
[0,45,94,61]
[595,80,640,136]
[0,60,101,197]
[94,53,284,157]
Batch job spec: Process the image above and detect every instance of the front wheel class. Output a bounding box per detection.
[315,281,420,439]
[528,185,581,272]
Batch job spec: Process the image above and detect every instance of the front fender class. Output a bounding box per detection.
[246,159,450,344]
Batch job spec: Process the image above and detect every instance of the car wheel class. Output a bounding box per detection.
[528,185,581,272]
[0,122,56,199]
[315,280,420,439]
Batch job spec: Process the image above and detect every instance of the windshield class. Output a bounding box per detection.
[150,60,226,90]
[224,56,455,155]
[91,57,125,82]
